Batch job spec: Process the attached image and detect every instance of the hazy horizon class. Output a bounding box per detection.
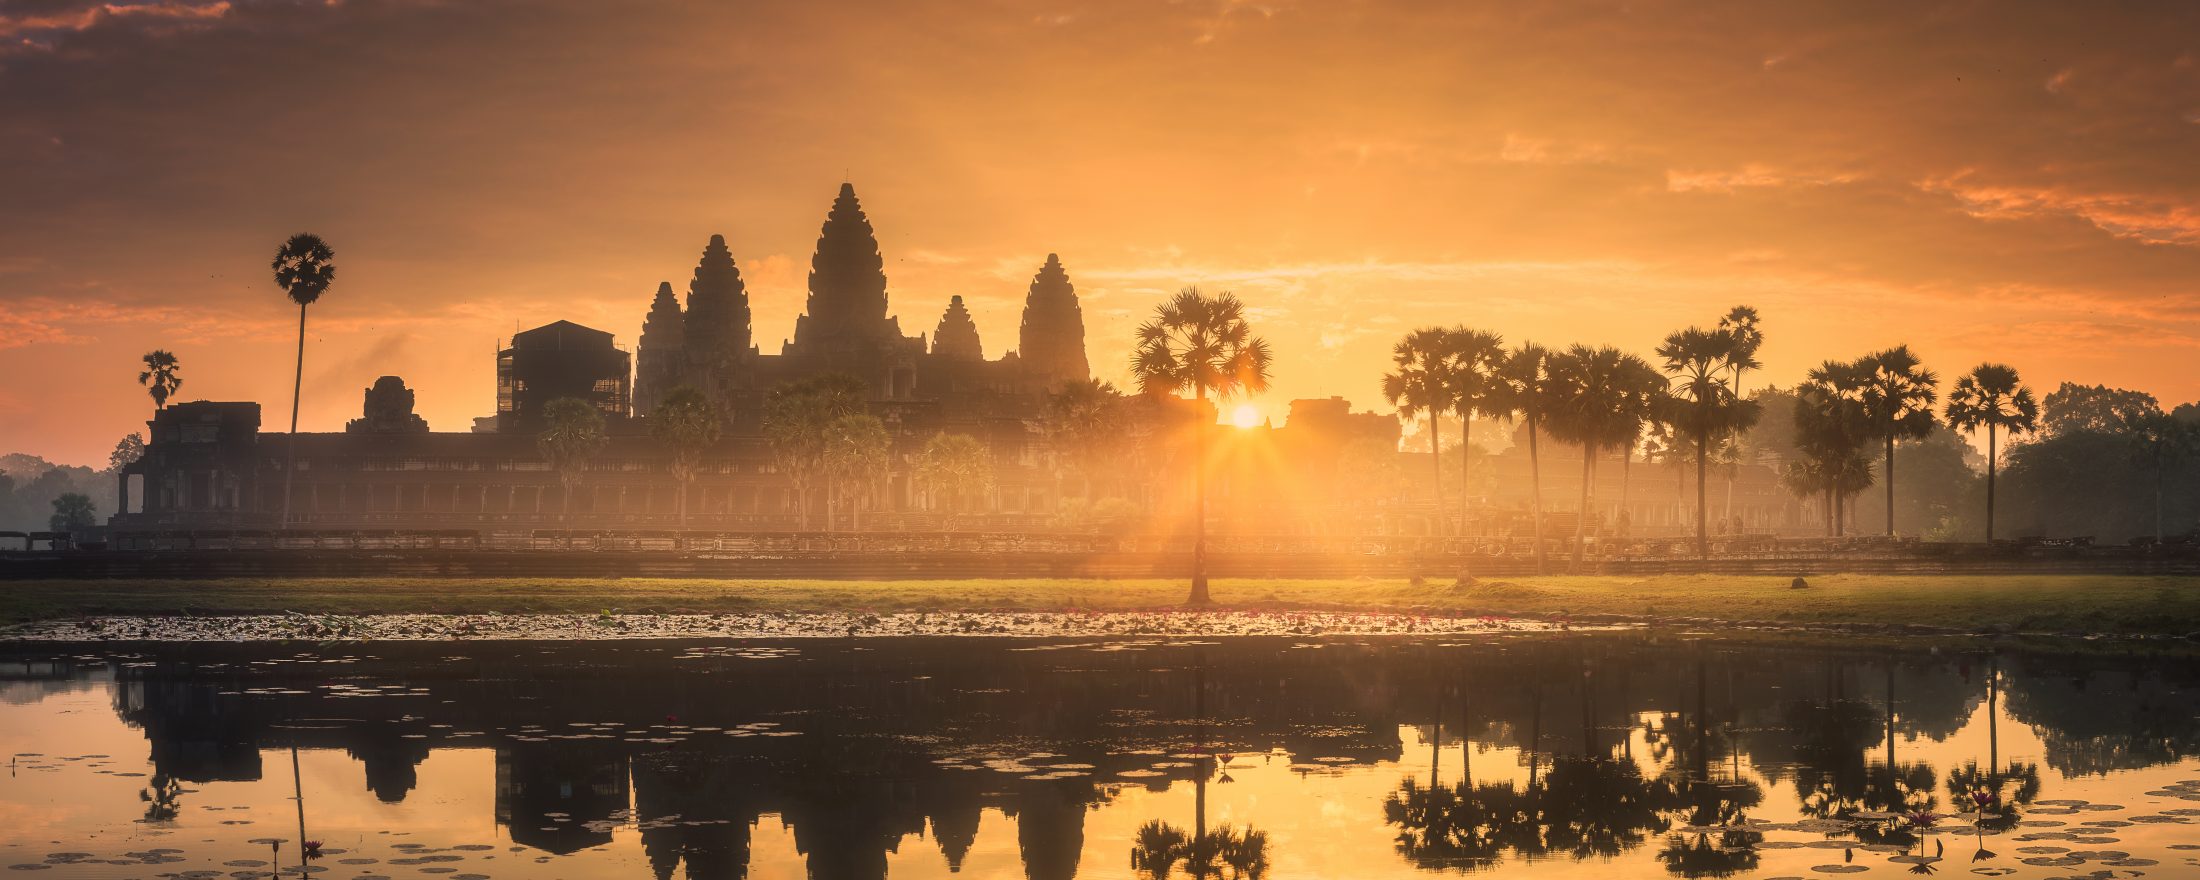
[5,0,2198,466]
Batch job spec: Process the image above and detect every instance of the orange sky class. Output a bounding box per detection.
[3,0,2198,465]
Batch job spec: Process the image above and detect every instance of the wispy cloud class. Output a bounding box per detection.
[1919,173,2200,247]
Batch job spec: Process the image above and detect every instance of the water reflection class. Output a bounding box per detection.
[0,634,2197,878]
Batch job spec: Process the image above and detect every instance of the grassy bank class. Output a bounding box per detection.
[3,574,2197,636]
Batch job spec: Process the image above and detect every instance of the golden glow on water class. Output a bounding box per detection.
[4,641,2200,879]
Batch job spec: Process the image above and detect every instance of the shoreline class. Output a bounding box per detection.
[4,573,2197,640]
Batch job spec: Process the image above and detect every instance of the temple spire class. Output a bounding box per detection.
[932,295,983,361]
[634,281,686,416]
[792,183,893,349]
[682,234,751,396]
[1016,253,1090,388]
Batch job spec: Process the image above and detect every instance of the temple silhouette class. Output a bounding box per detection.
[109,183,1135,534]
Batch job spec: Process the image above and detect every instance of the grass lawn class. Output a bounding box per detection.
[2,573,2197,635]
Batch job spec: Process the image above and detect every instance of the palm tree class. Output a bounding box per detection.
[1944,364,2038,543]
[1794,361,1875,536]
[1383,328,1457,535]
[761,374,866,530]
[1543,346,1663,571]
[1656,327,1759,558]
[1044,378,1125,501]
[1854,346,1939,536]
[1130,287,1273,605]
[1716,306,1763,391]
[537,397,608,521]
[1445,327,1508,533]
[1492,344,1554,573]
[916,432,994,523]
[138,350,182,412]
[649,385,720,533]
[271,232,335,528]
[824,414,892,531]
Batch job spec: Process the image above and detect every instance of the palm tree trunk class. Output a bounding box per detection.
[280,302,307,529]
[1573,443,1594,571]
[1694,412,1709,559]
[1885,434,1897,537]
[1458,416,1474,581]
[1429,412,1444,537]
[1189,385,1211,604]
[1527,417,1546,575]
[1460,414,1473,538]
[1985,423,1997,544]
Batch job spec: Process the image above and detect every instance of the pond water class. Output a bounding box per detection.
[2,632,2198,879]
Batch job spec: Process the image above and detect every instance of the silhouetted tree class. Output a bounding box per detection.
[271,232,335,528]
[1716,306,1763,392]
[1657,326,1760,557]
[49,492,96,532]
[1492,343,1556,573]
[1944,364,2038,543]
[1854,346,1939,536]
[648,385,720,532]
[1131,287,1272,605]
[108,433,145,473]
[1447,328,1508,534]
[1384,328,1459,531]
[1544,345,1663,570]
[2039,382,2159,437]
[537,398,607,521]
[1791,361,1875,536]
[138,350,182,412]
[824,414,891,530]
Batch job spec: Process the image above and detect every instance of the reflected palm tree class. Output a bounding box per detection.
[138,772,184,823]
[1382,777,1509,871]
[1129,820,1269,879]
[1655,778,1764,878]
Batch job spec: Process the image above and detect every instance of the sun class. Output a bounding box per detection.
[1230,403,1264,429]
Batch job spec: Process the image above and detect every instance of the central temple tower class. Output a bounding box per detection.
[791,183,899,349]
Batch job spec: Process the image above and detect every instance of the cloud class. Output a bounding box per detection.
[1919,173,2200,247]
[1666,164,1862,193]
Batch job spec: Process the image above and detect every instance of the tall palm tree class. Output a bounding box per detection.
[1543,345,1664,571]
[1854,346,1939,536]
[271,233,335,528]
[138,350,182,412]
[1944,364,2038,543]
[1384,328,1458,535]
[1795,360,1875,536]
[824,414,892,531]
[1716,306,1763,392]
[1492,343,1554,574]
[1656,327,1759,558]
[649,385,720,533]
[537,397,608,521]
[1131,287,1273,605]
[1445,327,1508,534]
